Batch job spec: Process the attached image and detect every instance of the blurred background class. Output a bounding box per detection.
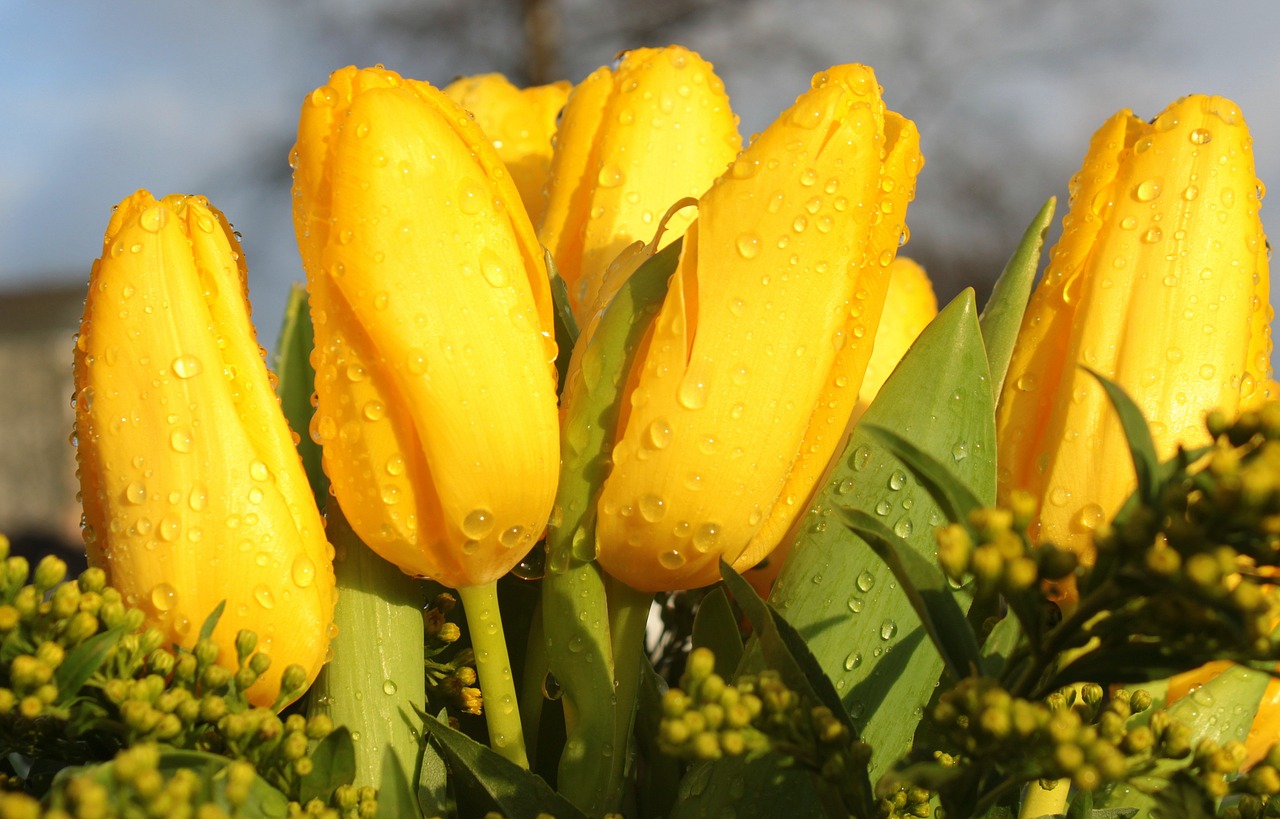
[2,0,1278,558]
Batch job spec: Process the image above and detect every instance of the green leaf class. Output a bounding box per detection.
[860,424,985,525]
[547,249,581,389]
[839,508,983,680]
[1065,789,1093,819]
[298,727,356,804]
[1150,771,1215,819]
[197,600,226,644]
[635,659,683,819]
[541,239,680,815]
[273,282,327,501]
[979,197,1056,400]
[1082,367,1158,505]
[691,587,743,679]
[422,711,587,819]
[54,626,124,706]
[376,747,423,819]
[670,757,825,819]
[980,613,1022,678]
[722,562,855,730]
[764,289,995,779]
[1096,663,1267,814]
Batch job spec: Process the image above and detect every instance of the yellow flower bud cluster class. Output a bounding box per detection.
[1224,745,1280,818]
[421,593,482,716]
[659,647,874,811]
[934,498,1078,598]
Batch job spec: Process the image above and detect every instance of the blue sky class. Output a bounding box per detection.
[3,0,1280,351]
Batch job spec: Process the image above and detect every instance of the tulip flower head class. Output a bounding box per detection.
[74,191,336,706]
[443,73,571,227]
[595,65,923,592]
[293,66,560,589]
[540,45,742,321]
[997,95,1273,566]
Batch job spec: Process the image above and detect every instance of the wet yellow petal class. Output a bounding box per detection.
[444,73,570,226]
[539,46,741,320]
[75,191,335,706]
[997,95,1273,567]
[596,65,923,591]
[293,66,560,588]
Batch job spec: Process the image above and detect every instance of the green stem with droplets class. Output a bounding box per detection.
[458,581,529,768]
[518,597,549,768]
[308,502,427,788]
[604,577,653,802]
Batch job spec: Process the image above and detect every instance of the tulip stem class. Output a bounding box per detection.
[309,503,428,790]
[458,581,529,768]
[1018,780,1069,819]
[605,577,653,797]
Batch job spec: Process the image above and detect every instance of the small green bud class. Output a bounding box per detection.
[50,583,80,619]
[0,605,19,632]
[692,731,721,760]
[438,622,461,642]
[63,611,99,644]
[698,674,726,704]
[282,731,309,760]
[1130,690,1153,713]
[703,703,725,730]
[173,652,198,683]
[306,713,334,740]
[154,713,183,741]
[249,652,272,677]
[720,730,746,756]
[1123,725,1154,754]
[6,556,30,587]
[662,689,689,719]
[1002,556,1039,592]
[201,665,232,690]
[660,718,690,746]
[32,556,67,592]
[685,647,716,683]
[971,544,1003,586]
[35,642,64,670]
[280,664,308,697]
[935,524,973,580]
[225,760,256,807]
[0,689,14,714]
[234,667,259,692]
[234,630,258,663]
[199,695,227,723]
[293,757,314,777]
[147,649,175,676]
[194,639,220,668]
[77,567,106,593]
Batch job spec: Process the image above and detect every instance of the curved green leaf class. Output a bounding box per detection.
[1083,367,1158,505]
[691,587,744,679]
[54,626,124,706]
[980,197,1056,400]
[273,283,326,501]
[839,508,983,680]
[860,424,984,526]
[376,747,423,819]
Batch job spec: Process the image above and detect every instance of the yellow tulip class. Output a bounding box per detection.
[443,73,570,227]
[996,95,1273,573]
[292,66,560,589]
[746,255,937,597]
[73,191,335,706]
[595,65,923,592]
[539,45,742,320]
[855,256,938,414]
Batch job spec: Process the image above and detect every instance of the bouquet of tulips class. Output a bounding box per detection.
[3,45,1280,819]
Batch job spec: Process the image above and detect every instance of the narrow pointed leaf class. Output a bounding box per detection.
[376,748,423,819]
[197,600,226,644]
[839,508,982,679]
[1083,367,1159,504]
[54,626,125,705]
[422,711,587,819]
[692,587,744,678]
[547,249,580,387]
[979,198,1056,400]
[980,614,1022,678]
[860,424,985,525]
[723,562,853,729]
[273,283,327,501]
[298,727,356,804]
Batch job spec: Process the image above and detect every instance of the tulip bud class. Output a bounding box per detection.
[539,46,742,320]
[293,66,560,588]
[595,65,923,591]
[73,191,335,706]
[443,73,571,228]
[997,95,1273,570]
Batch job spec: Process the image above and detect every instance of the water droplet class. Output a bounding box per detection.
[646,419,672,449]
[856,570,875,592]
[1189,128,1212,145]
[888,470,907,491]
[880,619,898,640]
[847,596,863,613]
[363,401,386,421]
[658,549,686,569]
[463,508,495,539]
[677,378,708,409]
[736,232,761,259]
[1049,487,1070,507]
[151,583,177,612]
[692,523,720,553]
[844,651,862,671]
[170,427,194,453]
[292,555,316,587]
[138,206,167,233]
[253,585,275,609]
[874,499,891,516]
[1134,178,1162,202]
[951,442,968,462]
[893,518,913,538]
[159,514,180,542]
[171,355,202,378]
[500,525,526,549]
[851,445,872,471]
[480,248,509,287]
[597,164,624,188]
[382,679,398,696]
[1142,227,1162,244]
[639,494,667,522]
[249,460,270,481]
[1199,363,1217,380]
[126,481,147,505]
